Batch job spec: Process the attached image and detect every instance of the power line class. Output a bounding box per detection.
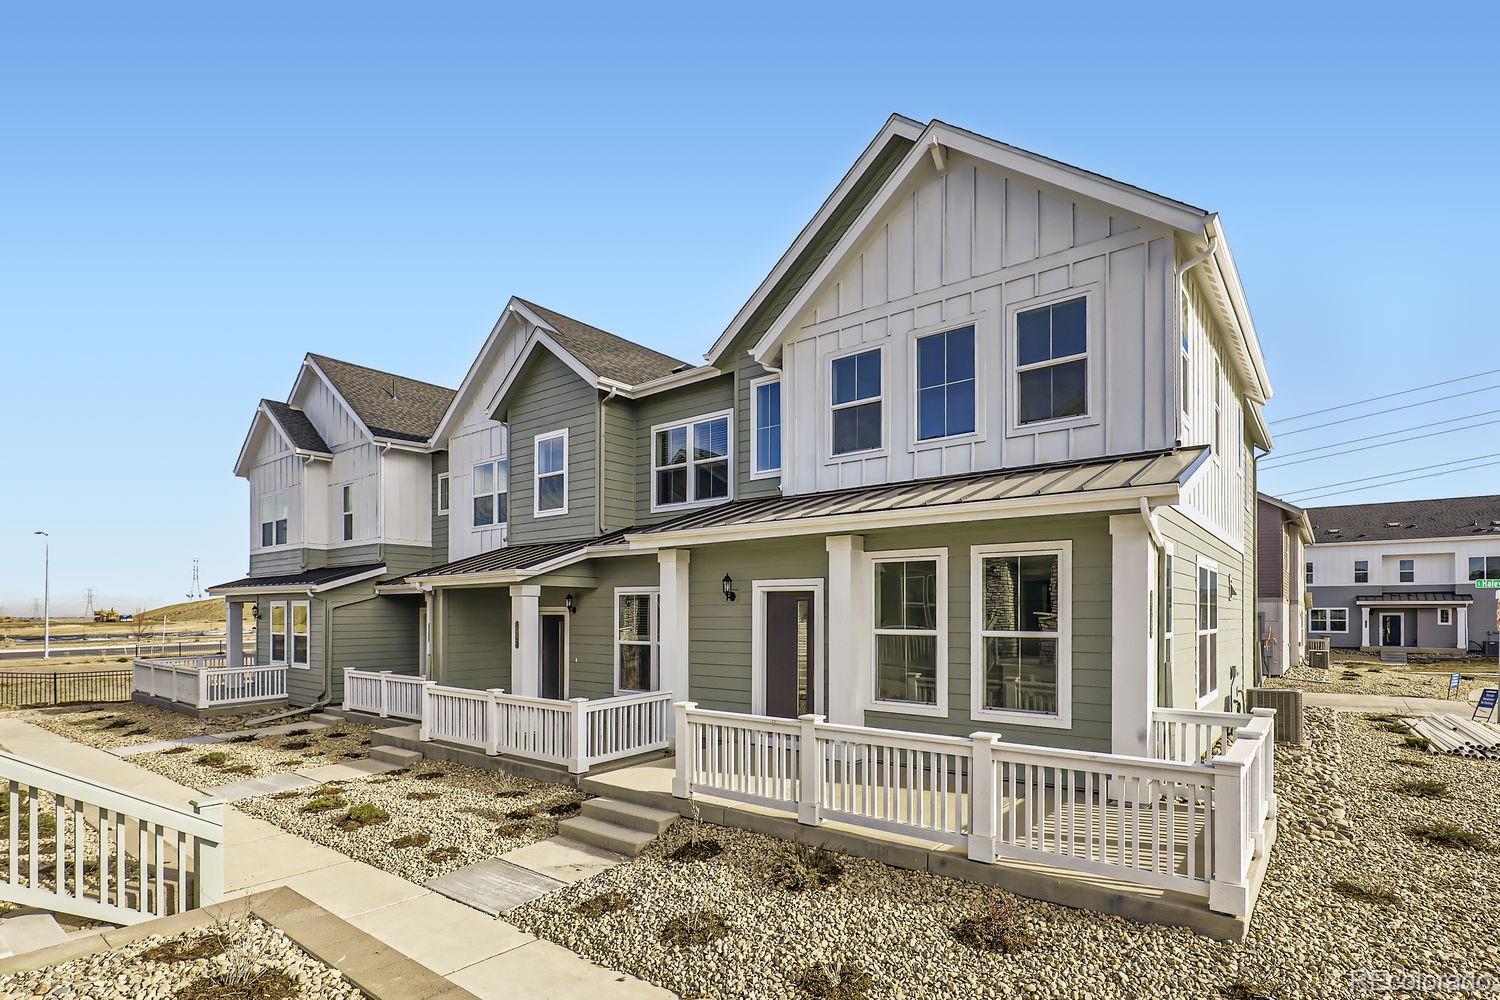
[1271,368,1500,425]
[1260,417,1500,471]
[1261,409,1492,465]
[1281,452,1500,498]
[1275,383,1500,437]
[1291,458,1500,503]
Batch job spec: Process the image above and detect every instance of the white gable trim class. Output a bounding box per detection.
[484,328,603,419]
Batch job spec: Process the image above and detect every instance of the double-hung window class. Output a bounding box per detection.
[1438,608,1452,626]
[614,589,659,692]
[1399,558,1415,583]
[534,430,567,516]
[1469,556,1500,581]
[1309,608,1348,633]
[751,376,781,476]
[830,348,882,455]
[871,552,944,714]
[269,601,287,664]
[290,601,310,667]
[1016,297,1086,425]
[472,459,508,527]
[1305,562,1314,585]
[1197,561,1219,704]
[1353,560,1368,584]
[972,542,1069,725]
[341,485,355,541]
[436,473,450,516]
[916,326,975,440]
[259,493,288,548]
[653,412,731,508]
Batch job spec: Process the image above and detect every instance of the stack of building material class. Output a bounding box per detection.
[1401,715,1500,759]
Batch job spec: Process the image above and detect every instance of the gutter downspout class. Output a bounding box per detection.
[598,385,619,536]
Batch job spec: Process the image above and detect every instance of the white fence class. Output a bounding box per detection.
[132,656,286,710]
[341,669,426,721]
[673,703,1277,916]
[410,682,673,774]
[0,750,224,925]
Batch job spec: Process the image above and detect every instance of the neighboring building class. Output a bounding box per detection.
[1255,493,1313,675]
[1305,494,1500,652]
[214,114,1275,757]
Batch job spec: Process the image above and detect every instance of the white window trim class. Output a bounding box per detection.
[1162,542,1175,674]
[471,459,508,530]
[909,315,985,449]
[612,587,660,695]
[1309,608,1348,634]
[749,374,782,479]
[256,491,291,551]
[1195,556,1220,708]
[650,408,735,512]
[826,343,886,460]
[533,428,569,518]
[969,540,1072,728]
[750,579,825,717]
[290,599,311,668]
[267,600,289,666]
[1005,284,1101,436]
[1398,558,1415,584]
[341,484,355,542]
[1438,607,1453,626]
[1353,560,1368,585]
[1305,561,1314,586]
[867,546,948,718]
[436,473,450,516]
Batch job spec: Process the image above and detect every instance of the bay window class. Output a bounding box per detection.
[971,541,1070,725]
[871,552,945,715]
[653,411,732,509]
[614,589,659,692]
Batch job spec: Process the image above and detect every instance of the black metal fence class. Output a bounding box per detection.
[0,670,133,707]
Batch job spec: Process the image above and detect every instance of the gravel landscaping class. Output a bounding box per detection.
[1266,658,1495,700]
[18,703,285,752]
[127,721,380,789]
[233,761,586,883]
[0,914,363,999]
[509,707,1500,1000]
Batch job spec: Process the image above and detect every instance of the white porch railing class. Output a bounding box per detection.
[1151,707,1251,764]
[413,682,673,774]
[132,656,285,711]
[672,703,1278,917]
[341,669,426,721]
[0,750,224,925]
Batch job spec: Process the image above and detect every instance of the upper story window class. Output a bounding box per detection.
[916,325,975,440]
[1469,556,1500,581]
[1354,560,1368,584]
[972,543,1069,725]
[830,348,882,455]
[534,430,568,517]
[1305,561,1314,585]
[871,552,945,716]
[259,493,288,548]
[1197,560,1220,704]
[472,460,508,527]
[1016,297,1086,425]
[436,474,450,516]
[751,376,781,477]
[341,485,354,541]
[653,411,732,509]
[1398,558,1415,583]
[1181,332,1191,419]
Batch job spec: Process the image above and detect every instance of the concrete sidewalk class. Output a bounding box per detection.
[1299,691,1488,715]
[0,718,672,1000]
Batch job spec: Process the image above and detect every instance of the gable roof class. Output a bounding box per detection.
[1257,492,1314,544]
[513,299,687,387]
[306,354,456,443]
[1307,494,1500,544]
[262,400,331,454]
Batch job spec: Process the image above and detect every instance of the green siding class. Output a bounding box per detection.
[381,544,438,577]
[632,374,735,526]
[1158,507,1253,713]
[322,543,383,569]
[328,595,421,700]
[539,555,660,699]
[250,550,305,577]
[732,354,781,500]
[502,350,599,543]
[437,587,512,690]
[253,593,326,706]
[430,450,450,563]
[599,397,637,533]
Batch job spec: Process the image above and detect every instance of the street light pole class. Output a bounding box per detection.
[33,531,49,660]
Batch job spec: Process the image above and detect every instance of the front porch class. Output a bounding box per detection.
[131,655,287,716]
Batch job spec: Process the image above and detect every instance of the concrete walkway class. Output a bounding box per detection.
[1300,690,1488,715]
[0,718,672,1000]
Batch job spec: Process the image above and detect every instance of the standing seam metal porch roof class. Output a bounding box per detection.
[1354,592,1474,605]
[405,531,631,580]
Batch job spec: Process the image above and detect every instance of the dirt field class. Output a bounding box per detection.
[1266,650,1499,701]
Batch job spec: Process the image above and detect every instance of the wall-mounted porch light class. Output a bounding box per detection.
[250,604,261,620]
[722,574,736,603]
[564,593,577,614]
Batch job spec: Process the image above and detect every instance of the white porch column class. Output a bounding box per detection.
[825,535,868,726]
[1360,607,1371,647]
[1108,514,1156,758]
[1457,605,1469,651]
[421,588,435,678]
[225,599,244,666]
[510,584,541,697]
[657,549,690,701]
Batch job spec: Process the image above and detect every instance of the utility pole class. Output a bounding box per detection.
[33,531,49,659]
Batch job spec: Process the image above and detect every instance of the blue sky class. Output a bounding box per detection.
[2,2,1496,613]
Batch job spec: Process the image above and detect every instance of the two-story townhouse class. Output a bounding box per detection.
[208,354,455,706]
[388,114,1273,761]
[1304,494,1500,652]
[1255,493,1313,675]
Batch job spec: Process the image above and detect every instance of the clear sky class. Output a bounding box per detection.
[3,2,1497,614]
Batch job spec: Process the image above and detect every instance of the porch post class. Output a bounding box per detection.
[796,713,825,826]
[1108,514,1155,758]
[1457,605,1469,651]
[825,535,867,726]
[967,732,1001,863]
[657,549,691,701]
[567,697,589,774]
[196,666,210,710]
[190,798,226,906]
[378,671,390,719]
[484,689,503,756]
[510,584,541,698]
[672,701,696,798]
[1360,606,1370,646]
[1208,753,1251,917]
[225,600,243,667]
[422,588,435,678]
[418,681,436,741]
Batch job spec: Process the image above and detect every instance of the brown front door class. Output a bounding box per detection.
[764,591,815,719]
[540,613,566,700]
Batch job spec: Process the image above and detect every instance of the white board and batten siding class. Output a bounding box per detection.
[247,420,304,551]
[776,151,1177,496]
[1177,275,1249,550]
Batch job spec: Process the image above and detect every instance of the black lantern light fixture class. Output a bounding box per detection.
[250,604,262,621]
[564,592,577,615]
[721,573,736,602]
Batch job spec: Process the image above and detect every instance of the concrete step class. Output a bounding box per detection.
[555,815,658,857]
[309,712,343,725]
[0,913,66,960]
[581,797,677,835]
[369,745,424,768]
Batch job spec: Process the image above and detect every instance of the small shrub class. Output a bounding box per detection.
[337,803,390,830]
[342,751,364,760]
[1406,821,1496,852]
[222,763,255,776]
[660,910,729,947]
[196,752,228,767]
[461,806,507,822]
[269,791,301,801]
[406,791,440,802]
[414,771,445,781]
[497,822,530,838]
[390,832,431,849]
[300,795,346,814]
[285,728,310,736]
[281,740,312,751]
[125,726,151,736]
[950,890,1036,955]
[224,734,257,744]
[142,934,228,963]
[574,890,631,918]
[1332,880,1400,905]
[426,846,461,863]
[767,844,844,891]
[667,839,724,863]
[545,800,581,818]
[793,963,874,999]
[505,808,534,820]
[1394,778,1450,799]
[322,731,349,740]
[494,789,527,799]
[162,745,191,756]
[177,969,296,1000]
[102,719,134,730]
[1401,734,1432,750]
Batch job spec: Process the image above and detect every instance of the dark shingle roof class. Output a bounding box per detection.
[308,354,456,443]
[1307,495,1500,544]
[208,564,385,593]
[516,298,688,387]
[262,400,331,454]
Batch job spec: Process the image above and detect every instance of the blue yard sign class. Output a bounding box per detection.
[1449,673,1462,697]
[1475,688,1499,722]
